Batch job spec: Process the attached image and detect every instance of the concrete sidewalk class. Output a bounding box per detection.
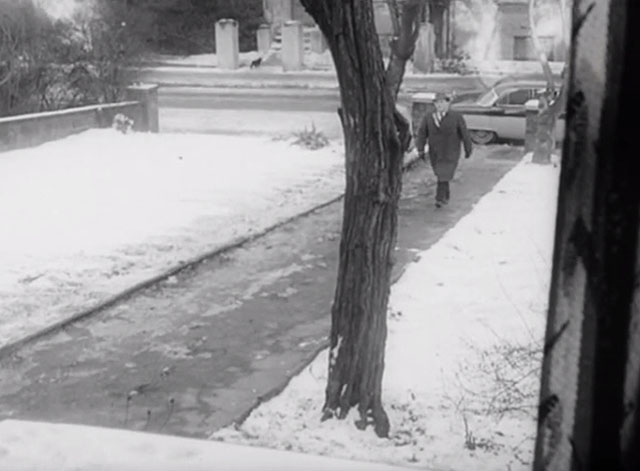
[0,146,522,443]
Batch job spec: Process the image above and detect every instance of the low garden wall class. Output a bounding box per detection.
[0,84,158,153]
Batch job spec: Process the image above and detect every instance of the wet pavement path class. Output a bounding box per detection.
[0,146,521,439]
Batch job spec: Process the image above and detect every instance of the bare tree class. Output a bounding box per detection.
[0,14,18,89]
[298,0,425,438]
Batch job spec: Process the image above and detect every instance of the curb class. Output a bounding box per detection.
[222,157,433,432]
[0,153,422,360]
[151,82,483,96]
[227,339,331,432]
[223,246,428,433]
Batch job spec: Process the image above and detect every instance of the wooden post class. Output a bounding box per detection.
[524,98,539,154]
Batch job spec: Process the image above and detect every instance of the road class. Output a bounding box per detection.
[133,65,497,93]
[157,86,412,136]
[148,65,497,134]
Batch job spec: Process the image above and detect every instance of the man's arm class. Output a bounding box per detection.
[457,113,473,158]
[415,114,429,158]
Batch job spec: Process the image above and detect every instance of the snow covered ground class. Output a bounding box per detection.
[0,420,411,471]
[211,158,561,471]
[0,129,345,348]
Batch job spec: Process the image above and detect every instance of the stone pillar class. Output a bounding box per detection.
[125,84,159,133]
[309,27,327,54]
[257,24,272,54]
[413,23,436,73]
[215,19,239,70]
[278,0,293,21]
[281,20,304,71]
[374,1,394,58]
[524,99,539,153]
[411,92,436,139]
[266,0,293,34]
[373,1,393,36]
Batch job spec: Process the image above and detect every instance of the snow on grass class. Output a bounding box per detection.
[211,159,561,471]
[0,129,345,347]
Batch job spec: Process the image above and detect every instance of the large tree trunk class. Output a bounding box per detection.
[299,0,409,438]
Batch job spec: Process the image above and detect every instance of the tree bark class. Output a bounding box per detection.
[532,80,566,163]
[533,1,640,468]
[299,0,419,438]
[529,0,564,164]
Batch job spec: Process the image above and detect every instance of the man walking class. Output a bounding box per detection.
[415,92,473,208]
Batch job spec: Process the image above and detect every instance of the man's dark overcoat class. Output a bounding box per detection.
[416,110,473,182]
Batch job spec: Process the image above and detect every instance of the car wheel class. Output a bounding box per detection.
[469,130,496,145]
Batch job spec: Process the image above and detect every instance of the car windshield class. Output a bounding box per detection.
[477,88,499,106]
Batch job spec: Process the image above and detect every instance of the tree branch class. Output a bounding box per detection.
[385,0,425,100]
[384,0,426,154]
[529,0,555,92]
[559,0,568,47]
[386,0,402,35]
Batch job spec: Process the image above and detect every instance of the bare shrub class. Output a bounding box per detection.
[292,123,330,150]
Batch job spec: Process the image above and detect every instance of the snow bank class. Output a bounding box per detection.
[0,420,411,470]
[211,159,561,471]
[0,129,345,347]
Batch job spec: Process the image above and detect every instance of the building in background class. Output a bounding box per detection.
[453,0,568,62]
[262,0,315,29]
[262,0,453,58]
[262,0,567,63]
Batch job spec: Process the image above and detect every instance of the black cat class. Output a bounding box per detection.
[250,57,263,69]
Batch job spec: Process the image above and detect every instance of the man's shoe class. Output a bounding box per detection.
[435,201,443,208]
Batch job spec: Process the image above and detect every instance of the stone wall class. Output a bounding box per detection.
[0,86,159,153]
[0,103,142,153]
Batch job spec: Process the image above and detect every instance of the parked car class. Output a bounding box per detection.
[451,74,566,145]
